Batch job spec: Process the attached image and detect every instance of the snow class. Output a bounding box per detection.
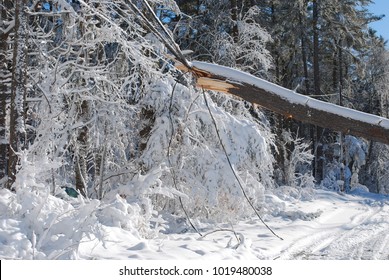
[191,61,389,129]
[1,187,388,260]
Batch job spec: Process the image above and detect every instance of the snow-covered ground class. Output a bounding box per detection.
[2,187,387,260]
[77,189,389,260]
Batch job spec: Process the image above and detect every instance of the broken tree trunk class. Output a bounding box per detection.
[180,61,389,145]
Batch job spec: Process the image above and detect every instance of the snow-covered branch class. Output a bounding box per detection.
[0,20,15,35]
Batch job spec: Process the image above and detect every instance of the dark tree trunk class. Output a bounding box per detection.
[0,35,9,182]
[312,0,322,181]
[230,0,239,44]
[7,0,28,189]
[312,0,320,97]
[75,100,89,197]
[299,12,310,95]
[1,0,15,184]
[0,37,7,182]
[270,3,280,84]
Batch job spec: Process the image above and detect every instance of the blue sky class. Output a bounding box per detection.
[368,0,389,43]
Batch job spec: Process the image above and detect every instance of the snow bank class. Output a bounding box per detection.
[0,185,152,259]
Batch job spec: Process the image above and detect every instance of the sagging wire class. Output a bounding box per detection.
[202,89,284,241]
[168,76,202,237]
[123,0,199,235]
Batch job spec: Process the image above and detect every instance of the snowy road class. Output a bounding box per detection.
[78,189,389,260]
[274,195,389,260]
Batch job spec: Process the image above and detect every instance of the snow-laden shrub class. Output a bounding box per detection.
[360,142,389,194]
[321,164,349,192]
[1,170,101,259]
[276,130,315,190]
[0,183,157,260]
[345,136,367,188]
[322,136,367,192]
[137,78,275,221]
[0,153,158,259]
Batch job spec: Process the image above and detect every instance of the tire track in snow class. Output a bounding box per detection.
[277,206,372,259]
[277,204,389,259]
[377,232,389,260]
[277,229,341,259]
[327,222,388,259]
[337,205,389,260]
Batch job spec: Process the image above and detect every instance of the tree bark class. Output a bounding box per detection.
[299,12,310,95]
[312,0,320,97]
[0,37,9,182]
[0,0,15,183]
[7,0,28,188]
[0,34,8,182]
[311,0,322,180]
[75,100,89,197]
[230,0,239,44]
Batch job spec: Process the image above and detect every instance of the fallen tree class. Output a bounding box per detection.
[178,61,389,145]
[127,0,389,145]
